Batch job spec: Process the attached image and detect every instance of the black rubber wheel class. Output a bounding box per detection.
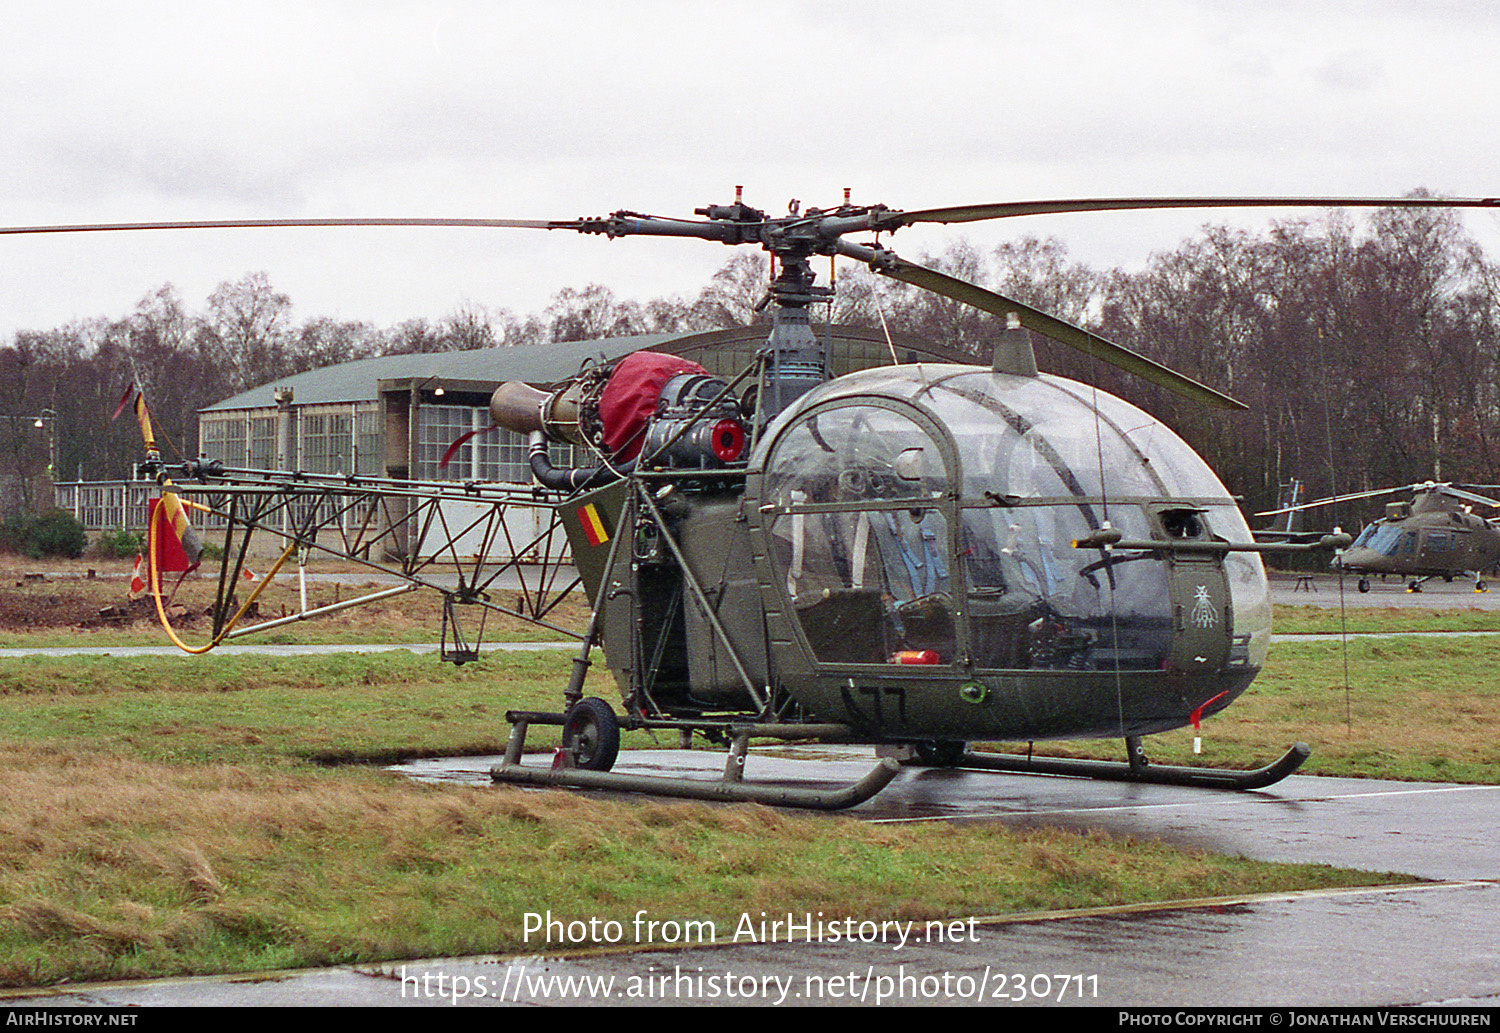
[562,697,620,772]
[1358,578,1370,593]
[913,740,968,768]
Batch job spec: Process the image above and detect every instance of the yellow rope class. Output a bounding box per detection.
[133,394,299,653]
[148,496,298,654]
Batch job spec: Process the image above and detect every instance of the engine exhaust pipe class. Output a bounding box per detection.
[489,381,585,445]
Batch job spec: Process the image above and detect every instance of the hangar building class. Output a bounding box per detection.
[62,323,968,557]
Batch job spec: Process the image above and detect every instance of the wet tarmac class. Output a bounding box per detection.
[1269,569,1500,609]
[402,744,1500,880]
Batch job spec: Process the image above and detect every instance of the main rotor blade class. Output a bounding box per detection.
[1255,481,1458,516]
[1439,486,1500,509]
[874,196,1500,231]
[0,217,564,236]
[1260,480,1500,518]
[837,241,1244,410]
[1256,486,1407,517]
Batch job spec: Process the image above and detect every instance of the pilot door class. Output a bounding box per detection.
[760,398,958,672]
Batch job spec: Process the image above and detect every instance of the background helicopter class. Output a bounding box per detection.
[1259,481,1500,593]
[6,190,1493,809]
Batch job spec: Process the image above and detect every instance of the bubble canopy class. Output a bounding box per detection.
[754,366,1269,673]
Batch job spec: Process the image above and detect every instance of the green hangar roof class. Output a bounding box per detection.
[200,324,968,412]
[200,333,691,412]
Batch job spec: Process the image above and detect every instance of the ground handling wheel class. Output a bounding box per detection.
[561,697,621,772]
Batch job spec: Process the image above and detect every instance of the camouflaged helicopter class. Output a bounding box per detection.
[1260,481,1500,593]
[8,190,1497,808]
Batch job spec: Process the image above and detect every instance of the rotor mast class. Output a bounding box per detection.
[755,197,840,418]
[579,187,870,420]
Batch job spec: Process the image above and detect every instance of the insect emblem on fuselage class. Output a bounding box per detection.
[1191,585,1218,628]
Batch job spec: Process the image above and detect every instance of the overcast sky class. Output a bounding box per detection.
[5,0,1500,341]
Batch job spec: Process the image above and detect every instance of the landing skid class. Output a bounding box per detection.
[491,756,902,810]
[954,737,1310,791]
[489,700,1307,808]
[488,705,898,811]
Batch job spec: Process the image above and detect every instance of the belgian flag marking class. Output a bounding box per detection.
[577,503,609,547]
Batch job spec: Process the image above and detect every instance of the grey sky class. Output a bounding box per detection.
[4,0,1500,340]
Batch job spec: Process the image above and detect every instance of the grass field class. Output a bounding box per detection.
[1273,603,1500,635]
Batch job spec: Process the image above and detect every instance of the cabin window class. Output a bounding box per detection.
[765,403,954,665]
[764,404,948,506]
[960,502,1173,671]
[1159,508,1207,539]
[1424,530,1455,553]
[770,507,955,664]
[1363,525,1403,556]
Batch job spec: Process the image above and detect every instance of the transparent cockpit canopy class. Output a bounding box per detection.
[1353,523,1407,556]
[762,402,948,506]
[758,366,1269,671]
[760,366,1237,503]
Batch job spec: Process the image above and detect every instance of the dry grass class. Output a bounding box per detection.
[0,558,591,646]
[0,742,1402,987]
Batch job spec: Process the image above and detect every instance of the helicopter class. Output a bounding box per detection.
[1258,481,1500,593]
[6,190,1496,809]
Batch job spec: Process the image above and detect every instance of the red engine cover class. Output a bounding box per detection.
[596,351,711,461]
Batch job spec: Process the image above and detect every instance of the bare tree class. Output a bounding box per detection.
[440,302,498,351]
[383,317,442,355]
[202,272,294,392]
[885,241,996,358]
[292,317,379,372]
[689,252,771,329]
[545,284,645,342]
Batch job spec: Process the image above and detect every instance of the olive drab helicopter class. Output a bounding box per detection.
[7,190,1497,809]
[1259,481,1500,593]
